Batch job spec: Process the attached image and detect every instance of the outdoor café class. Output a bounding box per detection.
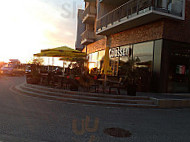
[26,46,136,95]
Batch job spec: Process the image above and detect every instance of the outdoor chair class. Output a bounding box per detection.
[61,77,71,90]
[108,77,127,95]
[90,78,100,93]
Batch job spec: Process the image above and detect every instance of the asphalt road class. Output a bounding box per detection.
[0,76,190,142]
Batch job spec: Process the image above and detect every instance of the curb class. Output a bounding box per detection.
[24,83,150,100]
[12,83,190,109]
[10,84,158,109]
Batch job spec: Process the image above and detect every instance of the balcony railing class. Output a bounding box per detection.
[97,0,184,32]
[81,30,96,45]
[83,5,97,23]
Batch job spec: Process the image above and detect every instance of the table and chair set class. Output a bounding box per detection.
[38,72,128,95]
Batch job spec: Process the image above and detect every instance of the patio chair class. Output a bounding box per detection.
[90,78,100,93]
[108,77,127,95]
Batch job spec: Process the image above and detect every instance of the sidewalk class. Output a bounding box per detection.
[137,92,190,99]
[136,92,190,108]
[111,89,190,108]
[112,88,190,100]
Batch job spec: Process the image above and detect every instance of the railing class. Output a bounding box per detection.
[81,30,96,43]
[97,0,183,31]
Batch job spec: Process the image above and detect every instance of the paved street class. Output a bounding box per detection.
[0,76,190,142]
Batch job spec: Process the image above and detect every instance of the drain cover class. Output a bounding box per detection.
[104,128,132,138]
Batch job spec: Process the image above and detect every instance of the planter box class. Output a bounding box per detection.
[127,84,137,96]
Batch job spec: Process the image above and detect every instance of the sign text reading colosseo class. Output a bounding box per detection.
[110,47,132,58]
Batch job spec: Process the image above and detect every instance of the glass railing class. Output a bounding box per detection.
[97,0,184,31]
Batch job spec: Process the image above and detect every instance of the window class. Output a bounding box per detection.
[133,41,154,71]
[97,50,105,70]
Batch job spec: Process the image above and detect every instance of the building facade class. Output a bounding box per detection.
[79,0,190,93]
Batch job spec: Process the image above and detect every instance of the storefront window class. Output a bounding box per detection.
[109,47,121,76]
[89,52,98,67]
[91,52,98,65]
[97,50,105,70]
[167,41,190,93]
[133,41,154,92]
[133,41,154,71]
[88,54,92,62]
[110,57,119,76]
[118,45,132,77]
[88,52,98,74]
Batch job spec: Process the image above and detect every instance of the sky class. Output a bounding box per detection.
[0,0,84,65]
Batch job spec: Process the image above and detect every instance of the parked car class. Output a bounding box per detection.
[25,66,32,74]
[0,64,14,75]
[0,64,25,76]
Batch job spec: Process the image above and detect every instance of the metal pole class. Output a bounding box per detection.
[63,61,65,76]
[48,58,50,71]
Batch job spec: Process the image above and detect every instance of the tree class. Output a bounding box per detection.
[28,57,44,66]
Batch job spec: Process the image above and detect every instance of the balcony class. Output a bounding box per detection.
[83,5,97,24]
[81,30,96,45]
[97,0,185,35]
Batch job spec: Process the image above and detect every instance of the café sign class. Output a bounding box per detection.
[110,47,132,58]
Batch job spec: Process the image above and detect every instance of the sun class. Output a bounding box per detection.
[0,0,81,64]
[0,0,62,63]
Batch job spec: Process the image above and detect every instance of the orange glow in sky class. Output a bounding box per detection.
[0,0,83,65]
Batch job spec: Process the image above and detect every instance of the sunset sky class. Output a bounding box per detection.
[0,0,84,65]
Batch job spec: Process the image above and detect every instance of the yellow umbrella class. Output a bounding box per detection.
[34,50,86,58]
[34,47,86,75]
[34,46,86,58]
[41,46,81,53]
[59,57,87,62]
[102,46,112,75]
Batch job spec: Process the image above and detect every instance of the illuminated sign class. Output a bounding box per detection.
[110,47,132,58]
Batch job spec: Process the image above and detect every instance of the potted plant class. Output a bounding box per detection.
[119,60,140,96]
[26,64,40,84]
[126,70,138,96]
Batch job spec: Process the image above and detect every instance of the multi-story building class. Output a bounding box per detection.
[80,0,105,71]
[78,0,190,93]
[75,9,85,51]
